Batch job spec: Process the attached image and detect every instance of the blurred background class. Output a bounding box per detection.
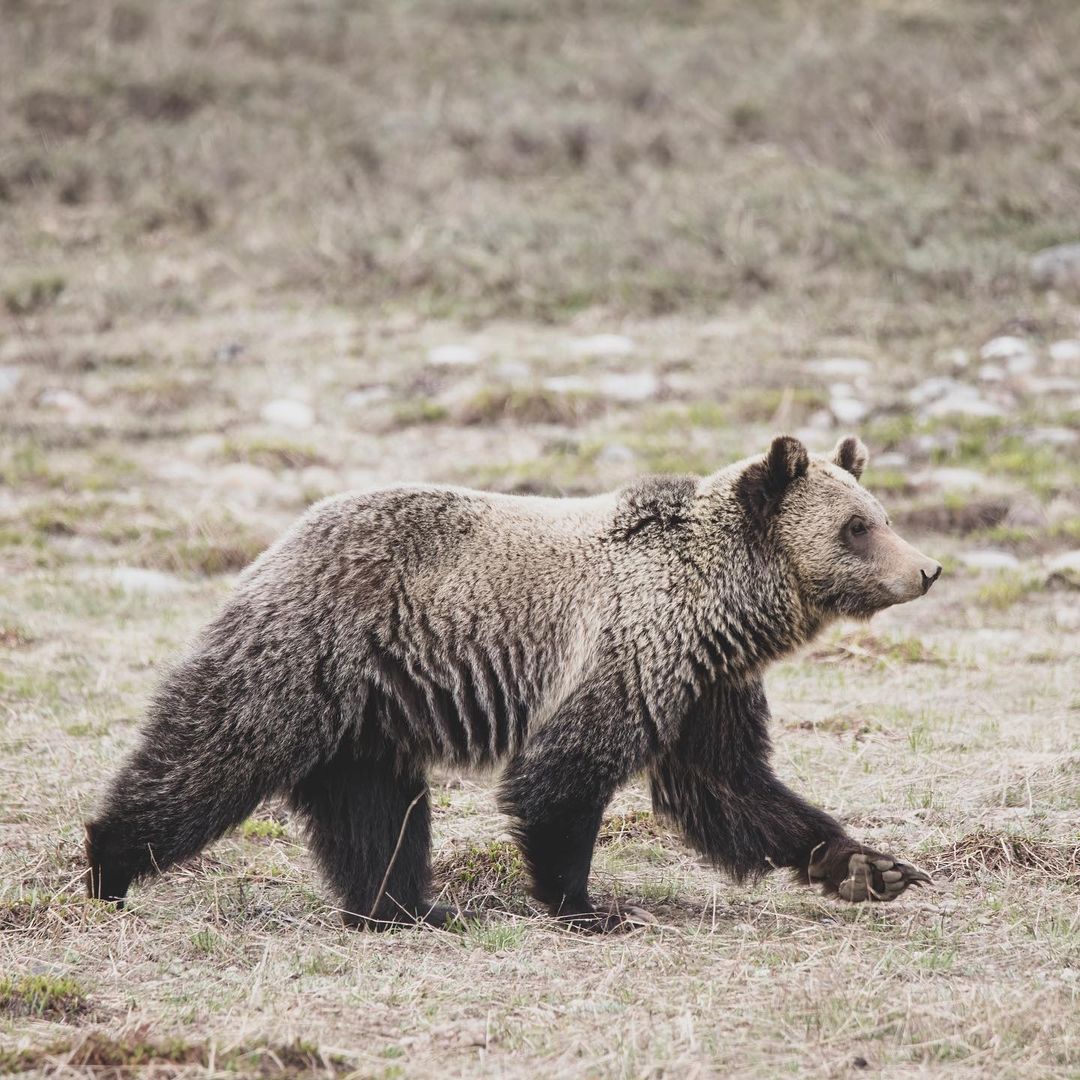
[1,2,1079,1076]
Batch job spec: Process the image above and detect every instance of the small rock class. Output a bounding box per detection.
[599,371,659,403]
[1029,426,1078,447]
[343,385,392,409]
[213,342,245,363]
[0,365,22,397]
[261,399,314,429]
[936,348,969,370]
[979,336,1032,362]
[494,360,532,384]
[958,549,1021,572]
[808,357,873,379]
[299,466,340,496]
[185,433,226,460]
[874,452,908,470]
[595,443,637,466]
[925,468,986,492]
[105,567,189,594]
[1046,550,1080,590]
[909,377,960,406]
[156,461,205,483]
[978,364,1006,382]
[1025,376,1080,395]
[1004,499,1046,529]
[1053,604,1080,630]
[542,375,591,395]
[829,396,869,425]
[567,334,636,359]
[1048,339,1080,366]
[427,344,480,368]
[1006,351,1037,376]
[1030,242,1080,292]
[923,391,1006,420]
[216,463,278,499]
[38,388,87,414]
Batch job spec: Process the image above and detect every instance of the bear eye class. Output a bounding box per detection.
[847,517,868,537]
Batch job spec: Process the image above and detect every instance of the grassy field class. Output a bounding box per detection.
[2,1,1079,1077]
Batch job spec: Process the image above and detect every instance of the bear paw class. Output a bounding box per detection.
[810,845,932,903]
[553,902,658,933]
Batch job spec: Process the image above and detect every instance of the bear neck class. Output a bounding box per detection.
[686,483,822,681]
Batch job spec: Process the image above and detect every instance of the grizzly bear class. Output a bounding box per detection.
[86,435,939,930]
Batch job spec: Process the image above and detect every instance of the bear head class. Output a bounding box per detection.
[738,435,942,620]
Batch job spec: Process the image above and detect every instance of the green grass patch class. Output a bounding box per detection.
[0,974,86,1020]
[976,573,1041,611]
[240,817,287,840]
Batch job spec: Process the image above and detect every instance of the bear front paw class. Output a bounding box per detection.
[809,844,932,902]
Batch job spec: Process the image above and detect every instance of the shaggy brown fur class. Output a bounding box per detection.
[86,435,939,930]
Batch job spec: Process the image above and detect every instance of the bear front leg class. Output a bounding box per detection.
[651,678,931,903]
[498,675,655,932]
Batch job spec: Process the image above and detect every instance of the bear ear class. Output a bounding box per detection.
[832,435,868,480]
[736,435,809,523]
[765,435,809,489]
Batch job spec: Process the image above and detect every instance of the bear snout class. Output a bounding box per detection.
[920,564,942,594]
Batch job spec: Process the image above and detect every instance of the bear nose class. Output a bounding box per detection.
[920,564,942,594]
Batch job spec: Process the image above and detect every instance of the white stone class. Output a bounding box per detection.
[567,334,636,359]
[343,386,392,409]
[1048,339,1080,365]
[1030,242,1080,291]
[185,433,226,460]
[1047,550,1080,575]
[494,361,532,384]
[958,549,1021,572]
[261,399,314,429]
[300,466,340,496]
[936,348,969,370]
[427,344,480,368]
[1006,352,1037,376]
[1053,604,1080,630]
[599,371,659,402]
[874,452,909,469]
[979,336,1032,361]
[923,393,1006,420]
[808,357,873,379]
[156,461,205,482]
[596,443,637,466]
[38,388,86,413]
[829,397,869,425]
[542,375,591,395]
[104,567,189,594]
[1025,376,1080,395]
[1030,427,1078,447]
[216,463,278,492]
[978,364,1006,382]
[909,377,960,406]
[0,365,21,397]
[925,468,986,491]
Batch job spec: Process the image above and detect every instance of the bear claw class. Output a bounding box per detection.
[837,851,932,903]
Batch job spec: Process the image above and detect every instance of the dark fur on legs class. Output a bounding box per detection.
[499,673,651,931]
[290,741,449,929]
[85,648,329,905]
[650,679,852,884]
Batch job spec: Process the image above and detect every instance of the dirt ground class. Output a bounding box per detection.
[2,2,1079,1078]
